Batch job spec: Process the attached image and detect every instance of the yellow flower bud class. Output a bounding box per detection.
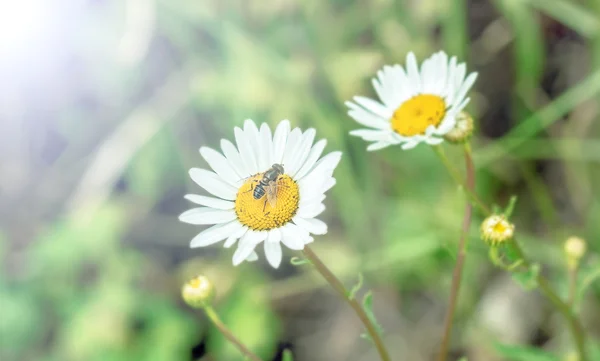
[182,275,215,309]
[564,236,586,269]
[481,215,515,245]
[443,111,474,144]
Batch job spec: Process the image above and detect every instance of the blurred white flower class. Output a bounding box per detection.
[481,215,515,245]
[180,119,341,268]
[346,51,478,151]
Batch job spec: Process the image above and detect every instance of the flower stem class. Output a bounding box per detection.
[203,305,264,361]
[302,245,391,361]
[568,267,578,308]
[511,242,588,361]
[436,144,475,361]
[432,144,491,215]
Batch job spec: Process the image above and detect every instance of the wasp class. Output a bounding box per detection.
[251,163,284,212]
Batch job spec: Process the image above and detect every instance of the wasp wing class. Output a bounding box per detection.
[265,181,278,207]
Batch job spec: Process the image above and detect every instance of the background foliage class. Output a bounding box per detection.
[1,0,599,360]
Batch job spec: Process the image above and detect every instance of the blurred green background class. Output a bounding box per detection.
[1,0,599,360]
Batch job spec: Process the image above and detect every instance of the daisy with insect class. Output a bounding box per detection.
[346,51,478,150]
[179,119,341,268]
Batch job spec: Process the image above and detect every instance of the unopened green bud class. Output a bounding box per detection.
[444,111,474,144]
[182,275,215,309]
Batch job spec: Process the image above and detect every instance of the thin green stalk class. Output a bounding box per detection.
[511,242,588,361]
[204,305,264,361]
[568,266,578,308]
[302,246,391,361]
[432,145,491,215]
[436,144,475,361]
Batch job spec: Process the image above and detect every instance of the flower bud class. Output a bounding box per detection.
[182,275,215,309]
[443,111,474,144]
[481,214,515,245]
[564,236,586,269]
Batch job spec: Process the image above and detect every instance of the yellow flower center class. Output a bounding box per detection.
[492,222,508,234]
[391,94,446,136]
[235,174,300,231]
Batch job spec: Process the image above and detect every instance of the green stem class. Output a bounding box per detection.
[204,305,264,361]
[511,242,588,361]
[432,145,491,215]
[302,246,391,361]
[436,145,475,361]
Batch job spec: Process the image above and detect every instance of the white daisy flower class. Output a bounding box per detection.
[180,119,341,268]
[346,51,478,151]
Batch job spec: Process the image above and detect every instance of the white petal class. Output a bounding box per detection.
[280,223,308,250]
[298,151,342,184]
[322,178,336,193]
[282,128,302,170]
[346,101,391,130]
[184,194,234,210]
[349,129,395,142]
[372,77,392,108]
[297,203,325,218]
[200,147,241,187]
[433,52,449,94]
[287,128,316,177]
[367,141,392,151]
[179,208,237,225]
[435,114,457,135]
[189,168,237,200]
[243,119,264,171]
[190,220,243,248]
[221,139,249,178]
[264,229,283,268]
[246,251,259,262]
[258,123,274,170]
[224,226,248,248]
[388,64,413,103]
[406,52,422,93]
[294,139,327,180]
[232,230,267,266]
[452,72,477,107]
[401,140,419,150]
[293,216,328,235]
[353,96,393,119]
[425,137,444,145]
[272,120,290,164]
[235,126,259,175]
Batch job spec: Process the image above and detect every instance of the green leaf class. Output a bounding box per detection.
[494,343,560,361]
[512,263,541,290]
[525,0,600,38]
[282,349,294,361]
[290,257,311,266]
[347,273,364,300]
[359,291,384,342]
[457,357,468,361]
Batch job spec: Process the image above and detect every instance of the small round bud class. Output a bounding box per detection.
[182,275,215,309]
[564,236,586,269]
[481,215,515,245]
[443,111,474,144]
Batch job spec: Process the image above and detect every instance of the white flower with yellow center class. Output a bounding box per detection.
[180,119,341,268]
[346,51,478,151]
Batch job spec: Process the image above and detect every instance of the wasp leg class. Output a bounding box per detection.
[241,181,257,194]
[263,198,268,212]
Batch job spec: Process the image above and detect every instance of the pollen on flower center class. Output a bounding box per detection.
[235,174,300,231]
[391,94,446,136]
